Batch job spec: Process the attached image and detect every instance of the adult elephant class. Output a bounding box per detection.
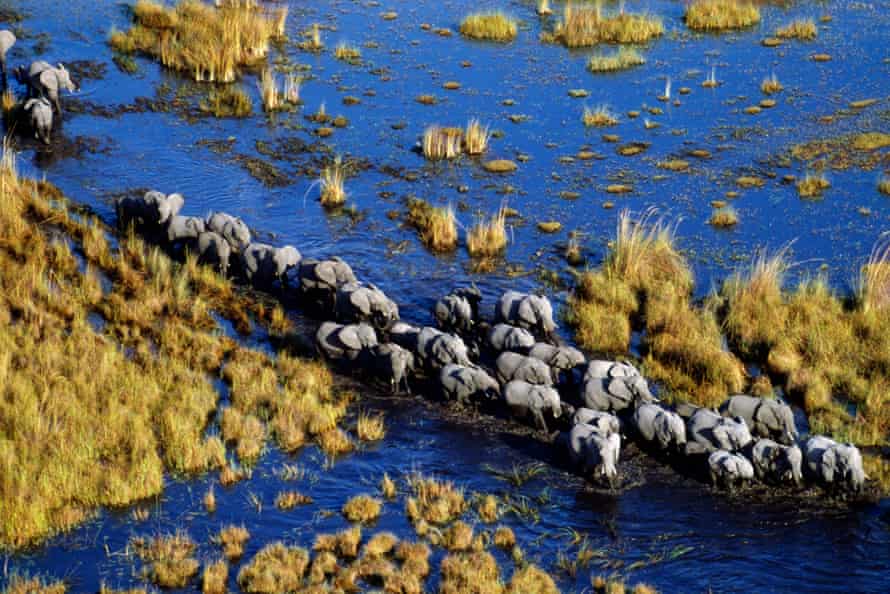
[719,395,797,445]
[29,62,77,115]
[804,436,866,492]
[0,30,15,86]
[685,408,752,455]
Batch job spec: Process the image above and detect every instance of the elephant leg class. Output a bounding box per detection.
[531,408,548,432]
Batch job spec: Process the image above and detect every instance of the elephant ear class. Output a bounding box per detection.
[712,424,730,451]
[607,378,634,407]
[516,298,537,329]
[820,446,838,483]
[349,287,373,316]
[338,327,365,351]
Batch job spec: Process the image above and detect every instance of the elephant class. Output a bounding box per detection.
[196,231,231,275]
[708,450,755,489]
[298,256,357,308]
[0,30,14,87]
[316,321,378,362]
[719,395,797,445]
[487,323,535,353]
[503,380,562,431]
[567,423,621,482]
[528,343,586,378]
[583,359,642,382]
[24,97,52,144]
[439,364,500,406]
[389,321,421,352]
[804,435,866,492]
[116,190,183,229]
[28,62,77,115]
[366,343,414,392]
[572,408,621,436]
[433,288,480,336]
[205,212,251,252]
[632,403,687,451]
[747,439,803,485]
[685,408,752,455]
[495,290,556,338]
[416,327,472,371]
[581,372,656,413]
[165,215,205,245]
[495,352,553,386]
[241,243,302,288]
[336,281,399,330]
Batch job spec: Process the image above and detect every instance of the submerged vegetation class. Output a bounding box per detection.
[459,12,518,42]
[110,0,284,82]
[684,0,760,31]
[549,2,663,47]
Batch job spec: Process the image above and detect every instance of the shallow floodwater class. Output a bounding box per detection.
[3,0,889,591]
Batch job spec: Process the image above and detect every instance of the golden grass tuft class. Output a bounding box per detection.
[552,2,664,47]
[467,209,508,258]
[314,525,362,558]
[2,575,67,594]
[878,177,890,196]
[201,559,228,594]
[587,47,646,73]
[439,551,502,593]
[320,156,347,207]
[381,473,397,499]
[334,42,361,61]
[761,73,783,94]
[858,239,890,314]
[423,125,463,160]
[110,0,277,82]
[776,19,817,40]
[483,159,518,173]
[582,105,618,127]
[684,0,760,31]
[343,494,383,523]
[464,119,491,155]
[442,521,474,551]
[134,532,200,589]
[406,198,458,252]
[258,67,283,112]
[537,0,553,16]
[275,490,313,510]
[1,89,16,114]
[493,526,515,549]
[709,206,738,228]
[216,525,250,560]
[356,411,387,441]
[364,532,398,557]
[796,173,830,198]
[476,494,500,523]
[508,564,559,594]
[459,12,518,42]
[199,85,253,117]
[406,474,467,525]
[221,406,266,462]
[204,486,217,512]
[237,542,309,593]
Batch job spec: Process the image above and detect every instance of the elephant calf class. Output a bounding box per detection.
[205,212,251,252]
[748,439,803,485]
[487,323,535,353]
[316,321,378,362]
[572,408,621,436]
[581,361,656,413]
[298,256,357,309]
[804,436,866,492]
[196,231,231,275]
[503,380,562,432]
[685,408,752,455]
[708,450,755,490]
[632,403,686,451]
[336,282,399,330]
[495,352,553,386]
[567,423,621,482]
[439,364,500,406]
[165,215,205,245]
[24,97,52,144]
[495,290,556,338]
[720,395,798,445]
[116,190,184,230]
[241,243,301,288]
[366,343,414,392]
[434,286,481,336]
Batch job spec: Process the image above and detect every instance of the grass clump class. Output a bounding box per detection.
[552,2,664,47]
[319,156,347,207]
[467,209,508,258]
[684,0,760,31]
[587,47,646,73]
[477,494,500,523]
[275,491,313,510]
[2,575,67,594]
[237,542,310,594]
[258,68,283,112]
[216,525,250,560]
[202,560,228,594]
[343,495,383,523]
[199,85,253,117]
[334,42,361,61]
[776,19,817,40]
[406,474,467,525]
[797,173,830,198]
[439,551,502,594]
[423,125,463,160]
[709,206,738,227]
[508,564,559,594]
[381,473,397,499]
[761,73,783,94]
[134,532,200,589]
[878,177,890,196]
[582,105,618,127]
[464,119,491,155]
[406,198,458,252]
[459,12,518,42]
[110,0,279,82]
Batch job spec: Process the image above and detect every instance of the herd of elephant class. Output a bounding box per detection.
[0,29,79,144]
[116,189,869,496]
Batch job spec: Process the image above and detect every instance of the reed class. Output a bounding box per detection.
[422,125,463,160]
[406,198,458,252]
[582,105,618,127]
[684,0,760,31]
[761,73,782,94]
[459,12,518,42]
[552,2,663,47]
[709,206,738,227]
[467,208,508,258]
[463,119,491,155]
[320,156,347,207]
[342,494,383,523]
[199,85,252,117]
[258,67,283,111]
[587,47,646,73]
[776,19,817,40]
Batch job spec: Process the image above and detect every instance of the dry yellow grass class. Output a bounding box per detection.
[364,531,398,557]
[275,491,313,510]
[334,42,361,61]
[258,67,283,112]
[878,177,890,196]
[342,494,383,523]
[476,494,500,523]
[199,85,253,117]
[508,564,558,594]
[709,206,738,227]
[684,0,760,31]
[587,47,646,73]
[797,173,830,197]
[582,105,618,127]
[320,156,347,207]
[464,119,491,155]
[1,89,16,114]
[423,125,463,160]
[110,0,278,82]
[761,73,783,94]
[237,542,310,593]
[440,551,502,593]
[459,12,518,42]
[202,559,228,594]
[405,474,467,525]
[381,473,397,499]
[776,19,817,40]
[134,532,200,589]
[467,208,508,258]
[216,525,250,560]
[406,198,458,252]
[2,575,67,594]
[356,411,386,441]
[552,2,664,47]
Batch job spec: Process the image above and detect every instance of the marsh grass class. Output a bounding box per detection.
[356,411,386,441]
[216,525,250,559]
[199,85,252,117]
[776,19,817,40]
[406,473,467,525]
[761,73,783,94]
[709,206,738,227]
[582,105,618,127]
[684,0,760,31]
[423,125,463,160]
[334,42,361,62]
[319,156,347,207]
[537,0,553,16]
[552,2,664,47]
[201,560,228,594]
[587,47,646,73]
[2,575,67,594]
[258,68,283,111]
[110,0,277,82]
[878,176,890,196]
[459,12,518,42]
[237,542,310,593]
[406,198,458,252]
[133,532,200,589]
[797,172,830,198]
[343,495,383,523]
[463,119,491,155]
[467,208,508,258]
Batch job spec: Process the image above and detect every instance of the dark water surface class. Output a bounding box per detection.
[3,0,890,591]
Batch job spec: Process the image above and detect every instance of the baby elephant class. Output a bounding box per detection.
[495,352,553,386]
[336,282,399,330]
[205,212,251,252]
[316,321,378,362]
[165,215,205,245]
[487,323,536,353]
[298,257,357,308]
[503,380,562,432]
[748,439,803,486]
[434,286,481,336]
[439,364,500,406]
[804,436,866,492]
[567,424,621,483]
[709,450,755,490]
[24,97,52,144]
[572,408,621,436]
[366,343,414,392]
[685,408,752,455]
[495,290,556,338]
[196,231,231,275]
[632,403,686,451]
[719,395,797,445]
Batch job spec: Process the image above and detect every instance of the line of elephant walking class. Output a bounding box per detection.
[116,189,869,496]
